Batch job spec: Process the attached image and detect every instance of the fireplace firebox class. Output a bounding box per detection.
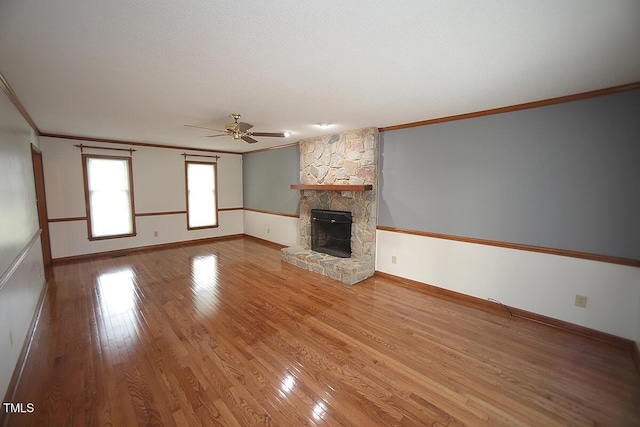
[311,209,352,258]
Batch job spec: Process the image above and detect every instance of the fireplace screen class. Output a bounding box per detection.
[310,209,352,258]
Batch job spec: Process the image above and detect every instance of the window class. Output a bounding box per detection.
[82,154,136,240]
[185,161,218,229]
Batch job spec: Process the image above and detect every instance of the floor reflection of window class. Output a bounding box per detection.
[280,374,295,397]
[97,268,135,314]
[312,401,328,421]
[191,254,220,316]
[96,267,139,359]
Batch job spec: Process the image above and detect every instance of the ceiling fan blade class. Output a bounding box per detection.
[184,124,225,132]
[237,122,254,132]
[202,134,227,138]
[242,136,258,144]
[250,132,286,138]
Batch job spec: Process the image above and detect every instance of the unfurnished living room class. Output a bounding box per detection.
[1,1,640,426]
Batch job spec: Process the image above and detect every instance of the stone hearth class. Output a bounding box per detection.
[282,127,378,285]
[281,246,373,285]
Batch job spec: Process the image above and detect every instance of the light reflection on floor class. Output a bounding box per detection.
[97,267,136,314]
[96,266,141,357]
[279,374,295,397]
[312,400,328,421]
[190,254,220,316]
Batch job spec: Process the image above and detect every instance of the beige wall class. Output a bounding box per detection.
[40,136,244,259]
[0,88,45,400]
[243,210,299,247]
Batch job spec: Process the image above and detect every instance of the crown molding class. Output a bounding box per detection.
[379,82,640,132]
[0,72,40,133]
[242,141,300,154]
[39,132,241,155]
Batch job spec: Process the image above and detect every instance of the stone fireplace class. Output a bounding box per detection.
[281,127,378,285]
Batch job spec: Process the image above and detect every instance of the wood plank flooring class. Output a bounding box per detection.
[4,237,640,426]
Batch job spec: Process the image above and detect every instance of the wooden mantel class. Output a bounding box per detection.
[290,184,373,191]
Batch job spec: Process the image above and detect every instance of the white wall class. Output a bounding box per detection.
[376,229,640,341]
[40,137,244,258]
[243,210,299,247]
[0,88,45,400]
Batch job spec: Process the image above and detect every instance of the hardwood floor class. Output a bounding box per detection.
[4,237,640,426]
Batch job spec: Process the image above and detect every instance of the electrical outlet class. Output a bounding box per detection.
[267,228,270,234]
[575,294,588,308]
[391,255,397,264]
[153,231,158,237]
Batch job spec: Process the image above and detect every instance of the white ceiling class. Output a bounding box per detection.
[1,1,639,153]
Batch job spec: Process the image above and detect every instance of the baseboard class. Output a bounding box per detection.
[374,271,513,317]
[243,234,288,249]
[51,234,245,264]
[0,279,48,427]
[374,271,636,352]
[50,233,285,265]
[508,305,634,350]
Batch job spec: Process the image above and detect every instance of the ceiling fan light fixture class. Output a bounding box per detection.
[284,131,292,137]
[185,113,286,144]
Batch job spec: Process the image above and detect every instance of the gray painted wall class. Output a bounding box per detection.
[242,145,300,215]
[378,89,640,260]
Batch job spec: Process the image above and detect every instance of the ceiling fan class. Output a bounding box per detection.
[185,113,288,144]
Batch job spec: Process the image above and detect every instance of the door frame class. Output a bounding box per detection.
[31,144,52,268]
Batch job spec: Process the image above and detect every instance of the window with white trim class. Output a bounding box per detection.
[185,161,218,229]
[82,154,136,239]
